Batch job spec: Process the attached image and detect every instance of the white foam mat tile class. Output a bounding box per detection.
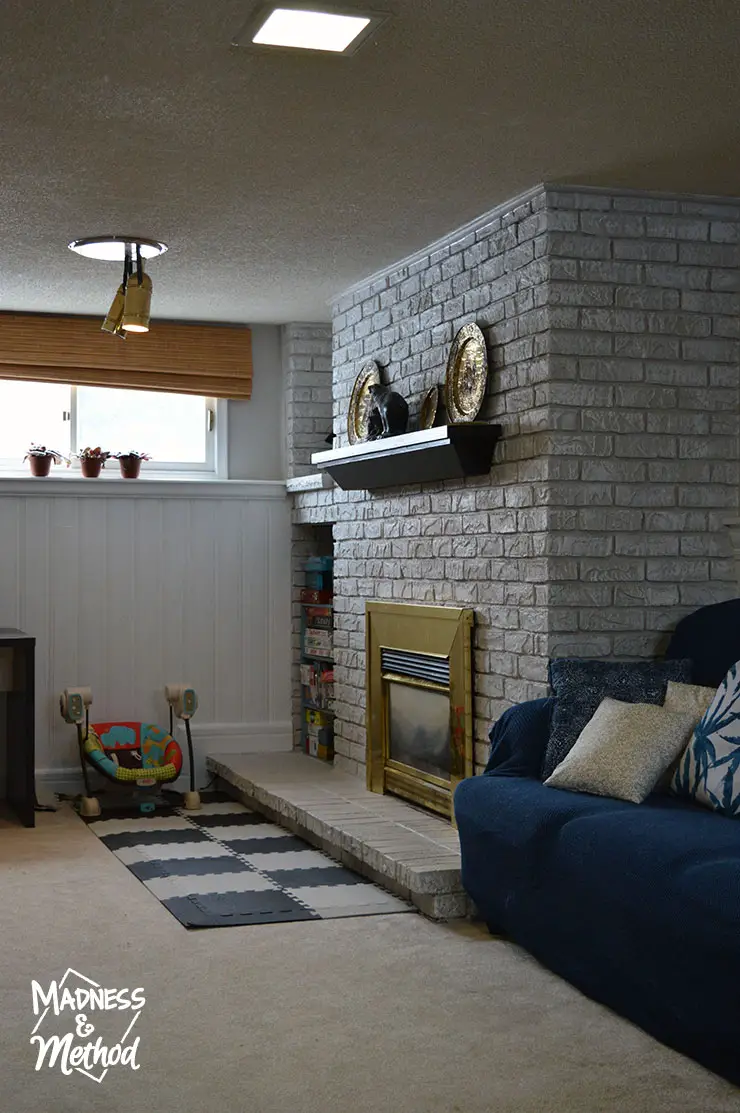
[116,841,235,862]
[145,872,277,900]
[113,846,154,867]
[88,816,195,836]
[286,884,412,914]
[309,903,415,919]
[242,849,343,871]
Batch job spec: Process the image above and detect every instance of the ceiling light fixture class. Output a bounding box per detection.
[69,235,167,337]
[68,235,167,261]
[101,285,126,336]
[234,4,386,55]
[121,272,153,333]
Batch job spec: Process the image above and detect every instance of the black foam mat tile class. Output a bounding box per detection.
[99,828,212,851]
[164,890,321,928]
[128,856,257,882]
[220,835,311,855]
[264,866,366,888]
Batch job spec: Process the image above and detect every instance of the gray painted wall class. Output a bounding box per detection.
[228,324,288,480]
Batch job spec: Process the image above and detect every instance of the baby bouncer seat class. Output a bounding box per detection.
[60,685,200,817]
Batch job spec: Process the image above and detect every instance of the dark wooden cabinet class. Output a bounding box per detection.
[0,629,35,827]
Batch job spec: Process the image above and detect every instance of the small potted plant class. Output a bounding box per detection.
[114,450,152,480]
[23,445,68,477]
[76,446,110,478]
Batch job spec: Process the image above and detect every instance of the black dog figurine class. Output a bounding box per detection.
[366,383,409,439]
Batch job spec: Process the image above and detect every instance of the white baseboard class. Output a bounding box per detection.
[36,721,293,798]
[35,767,85,800]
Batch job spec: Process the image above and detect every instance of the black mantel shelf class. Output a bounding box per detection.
[311,423,502,491]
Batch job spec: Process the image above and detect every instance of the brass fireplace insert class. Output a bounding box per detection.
[365,602,474,820]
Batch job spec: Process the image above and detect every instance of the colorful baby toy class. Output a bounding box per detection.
[60,684,200,817]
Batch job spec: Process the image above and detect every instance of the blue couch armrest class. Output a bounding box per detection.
[665,598,740,688]
[484,697,554,779]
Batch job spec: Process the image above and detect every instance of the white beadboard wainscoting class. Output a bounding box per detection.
[0,479,292,792]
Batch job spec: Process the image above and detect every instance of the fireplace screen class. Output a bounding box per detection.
[366,603,473,820]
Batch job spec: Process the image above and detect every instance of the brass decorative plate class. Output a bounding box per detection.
[419,385,439,430]
[444,323,488,423]
[347,361,382,444]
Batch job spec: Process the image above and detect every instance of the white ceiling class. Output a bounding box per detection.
[2,0,740,324]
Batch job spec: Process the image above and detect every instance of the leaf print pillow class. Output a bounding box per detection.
[671,660,740,818]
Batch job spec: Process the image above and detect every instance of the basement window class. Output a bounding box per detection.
[0,381,216,473]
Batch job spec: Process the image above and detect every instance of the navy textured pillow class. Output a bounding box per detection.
[541,658,692,780]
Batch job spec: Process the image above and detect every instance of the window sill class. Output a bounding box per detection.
[0,473,287,499]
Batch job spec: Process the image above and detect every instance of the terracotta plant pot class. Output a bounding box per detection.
[29,455,52,477]
[118,456,142,479]
[80,458,104,478]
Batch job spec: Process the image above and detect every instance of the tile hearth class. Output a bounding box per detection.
[206,752,470,920]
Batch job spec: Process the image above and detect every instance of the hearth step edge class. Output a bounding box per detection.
[206,752,473,921]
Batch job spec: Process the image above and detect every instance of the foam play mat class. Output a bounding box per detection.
[82,795,413,928]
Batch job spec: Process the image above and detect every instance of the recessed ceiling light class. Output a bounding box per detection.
[68,235,168,261]
[247,6,381,54]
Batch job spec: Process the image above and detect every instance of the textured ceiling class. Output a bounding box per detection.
[2,0,740,324]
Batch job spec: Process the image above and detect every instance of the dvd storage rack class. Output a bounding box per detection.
[300,556,334,761]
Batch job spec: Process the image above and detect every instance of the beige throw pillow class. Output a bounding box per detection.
[663,681,717,719]
[657,682,718,791]
[544,697,697,804]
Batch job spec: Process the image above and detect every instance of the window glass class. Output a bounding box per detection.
[76,386,208,464]
[0,380,212,469]
[0,381,70,461]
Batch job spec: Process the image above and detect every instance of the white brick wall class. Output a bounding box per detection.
[543,188,739,659]
[282,323,332,477]
[310,189,555,774]
[289,185,740,779]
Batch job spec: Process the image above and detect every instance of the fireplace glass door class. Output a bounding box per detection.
[387,680,451,781]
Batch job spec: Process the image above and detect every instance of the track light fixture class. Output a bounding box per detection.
[121,272,153,333]
[68,235,167,337]
[120,245,152,334]
[101,284,126,336]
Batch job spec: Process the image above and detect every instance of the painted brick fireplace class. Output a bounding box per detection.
[288,183,740,781]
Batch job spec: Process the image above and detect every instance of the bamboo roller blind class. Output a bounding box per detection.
[0,313,252,399]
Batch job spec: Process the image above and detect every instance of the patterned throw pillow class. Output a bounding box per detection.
[544,697,697,804]
[541,657,693,780]
[671,660,740,818]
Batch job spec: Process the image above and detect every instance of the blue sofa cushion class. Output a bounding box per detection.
[455,777,643,937]
[665,597,740,688]
[484,698,554,779]
[541,657,692,779]
[454,776,740,1085]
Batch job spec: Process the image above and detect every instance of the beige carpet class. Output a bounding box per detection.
[1,805,737,1113]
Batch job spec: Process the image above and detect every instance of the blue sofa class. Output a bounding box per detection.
[454,599,740,1085]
